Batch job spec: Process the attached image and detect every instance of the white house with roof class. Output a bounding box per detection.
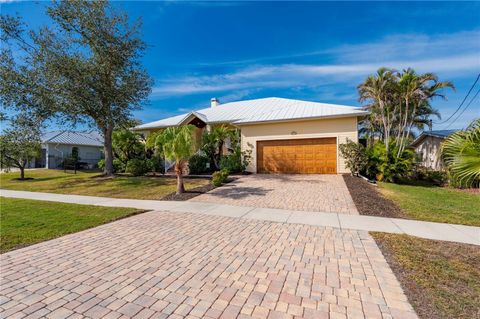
[38,131,104,169]
[134,97,368,174]
[411,129,459,170]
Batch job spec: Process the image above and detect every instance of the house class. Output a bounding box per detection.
[134,97,368,174]
[411,129,459,170]
[36,131,104,169]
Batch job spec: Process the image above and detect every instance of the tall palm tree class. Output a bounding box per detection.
[397,70,454,155]
[358,67,397,151]
[212,125,233,167]
[441,119,480,188]
[157,125,197,194]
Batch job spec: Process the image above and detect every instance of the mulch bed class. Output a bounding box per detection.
[343,174,404,218]
[161,177,238,201]
[161,184,216,201]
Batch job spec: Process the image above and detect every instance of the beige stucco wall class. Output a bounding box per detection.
[414,136,444,170]
[240,117,358,174]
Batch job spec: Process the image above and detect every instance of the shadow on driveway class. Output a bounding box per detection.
[205,185,273,199]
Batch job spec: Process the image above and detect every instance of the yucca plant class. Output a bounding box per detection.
[441,119,480,188]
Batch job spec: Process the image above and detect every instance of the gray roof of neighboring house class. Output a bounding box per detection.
[134,97,368,130]
[411,129,460,147]
[41,131,104,147]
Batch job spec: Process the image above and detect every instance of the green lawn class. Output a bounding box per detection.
[0,169,209,200]
[372,233,480,319]
[0,197,141,253]
[379,182,480,226]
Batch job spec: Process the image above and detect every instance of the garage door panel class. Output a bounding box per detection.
[257,138,337,174]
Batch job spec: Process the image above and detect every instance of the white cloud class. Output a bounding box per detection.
[151,53,478,98]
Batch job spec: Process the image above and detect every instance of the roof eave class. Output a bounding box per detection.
[232,112,369,126]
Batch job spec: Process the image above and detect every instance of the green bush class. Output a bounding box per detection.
[125,158,149,176]
[220,168,229,180]
[365,140,415,182]
[212,168,229,187]
[98,158,125,173]
[339,139,367,175]
[219,146,252,173]
[413,167,448,186]
[188,154,210,174]
[219,153,242,173]
[147,156,164,174]
[98,159,105,170]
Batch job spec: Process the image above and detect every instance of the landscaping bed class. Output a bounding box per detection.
[343,174,404,218]
[0,197,143,253]
[161,177,237,201]
[161,184,215,201]
[372,233,480,319]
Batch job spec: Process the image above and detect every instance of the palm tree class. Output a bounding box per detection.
[359,67,454,156]
[358,67,397,151]
[441,119,480,188]
[157,125,197,194]
[213,125,232,167]
[396,69,454,155]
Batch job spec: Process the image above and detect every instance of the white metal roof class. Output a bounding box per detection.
[42,131,104,147]
[134,97,368,130]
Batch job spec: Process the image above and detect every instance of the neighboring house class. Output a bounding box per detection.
[134,97,368,174]
[35,131,104,169]
[411,129,459,170]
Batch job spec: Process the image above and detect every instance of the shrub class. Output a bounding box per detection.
[365,140,415,182]
[98,158,125,173]
[125,158,149,176]
[219,146,252,173]
[220,168,229,180]
[147,156,164,174]
[339,139,367,175]
[413,167,448,186]
[219,153,242,173]
[212,168,229,187]
[188,154,210,174]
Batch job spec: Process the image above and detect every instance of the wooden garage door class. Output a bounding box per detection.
[257,137,337,174]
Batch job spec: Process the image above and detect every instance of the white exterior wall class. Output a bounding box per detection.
[45,143,103,169]
[240,117,359,174]
[414,136,444,170]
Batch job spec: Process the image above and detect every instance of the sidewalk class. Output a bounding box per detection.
[1,189,479,245]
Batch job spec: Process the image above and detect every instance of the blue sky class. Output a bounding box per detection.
[2,0,480,130]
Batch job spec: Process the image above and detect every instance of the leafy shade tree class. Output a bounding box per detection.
[441,119,480,188]
[0,1,152,176]
[0,115,42,180]
[157,125,197,194]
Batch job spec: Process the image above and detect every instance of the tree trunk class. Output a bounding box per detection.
[175,161,185,194]
[19,166,25,180]
[103,126,114,176]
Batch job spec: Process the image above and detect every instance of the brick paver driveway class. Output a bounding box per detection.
[1,211,416,319]
[192,175,359,214]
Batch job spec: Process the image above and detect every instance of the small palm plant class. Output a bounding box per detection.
[157,125,197,194]
[441,119,480,188]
